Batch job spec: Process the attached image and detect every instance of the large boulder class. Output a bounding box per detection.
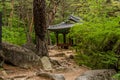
[22,43,36,52]
[41,56,53,71]
[1,42,41,68]
[75,69,116,80]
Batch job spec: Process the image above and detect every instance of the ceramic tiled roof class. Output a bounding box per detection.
[47,15,81,33]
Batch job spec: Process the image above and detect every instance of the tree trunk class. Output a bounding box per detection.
[8,0,14,27]
[0,12,3,67]
[2,0,7,26]
[0,12,2,50]
[33,0,48,57]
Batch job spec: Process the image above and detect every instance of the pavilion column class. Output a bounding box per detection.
[55,32,59,45]
[63,33,66,44]
[69,38,73,45]
[0,12,2,50]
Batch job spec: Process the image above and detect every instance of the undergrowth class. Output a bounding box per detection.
[2,26,26,45]
[69,16,120,70]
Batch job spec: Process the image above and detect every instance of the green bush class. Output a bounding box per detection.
[50,32,65,45]
[113,73,120,80]
[2,15,27,45]
[2,26,26,45]
[50,32,56,45]
[69,16,120,69]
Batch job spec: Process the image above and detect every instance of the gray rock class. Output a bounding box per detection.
[53,53,65,57]
[13,76,27,80]
[75,76,88,80]
[13,78,26,80]
[1,42,41,68]
[1,70,8,76]
[37,72,65,80]
[52,74,65,80]
[41,56,53,71]
[75,69,116,80]
[22,43,36,52]
[37,72,52,78]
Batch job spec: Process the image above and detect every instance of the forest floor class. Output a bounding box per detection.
[0,48,89,80]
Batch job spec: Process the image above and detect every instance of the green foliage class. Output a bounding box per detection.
[75,51,118,69]
[50,32,56,44]
[2,26,26,45]
[50,32,64,45]
[0,0,33,45]
[113,73,120,80]
[69,16,120,69]
[8,15,25,27]
[2,15,27,45]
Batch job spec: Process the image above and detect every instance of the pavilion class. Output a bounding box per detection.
[47,15,81,48]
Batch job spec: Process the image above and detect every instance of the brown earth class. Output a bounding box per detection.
[0,48,89,80]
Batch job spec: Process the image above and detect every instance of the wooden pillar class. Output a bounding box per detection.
[69,38,73,45]
[63,33,66,44]
[55,32,59,45]
[0,12,2,50]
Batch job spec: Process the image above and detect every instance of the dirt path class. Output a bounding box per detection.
[49,49,88,80]
[0,49,89,80]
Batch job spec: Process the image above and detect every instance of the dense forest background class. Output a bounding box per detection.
[0,0,120,78]
[0,0,119,45]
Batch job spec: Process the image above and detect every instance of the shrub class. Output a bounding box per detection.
[113,73,120,80]
[2,26,26,45]
[2,16,27,45]
[69,16,120,69]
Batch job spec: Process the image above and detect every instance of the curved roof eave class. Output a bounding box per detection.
[47,24,74,30]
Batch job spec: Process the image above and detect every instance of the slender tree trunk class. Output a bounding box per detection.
[33,0,48,57]
[29,16,33,36]
[25,13,33,43]
[0,12,2,50]
[2,0,7,26]
[9,0,14,27]
[27,16,33,43]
